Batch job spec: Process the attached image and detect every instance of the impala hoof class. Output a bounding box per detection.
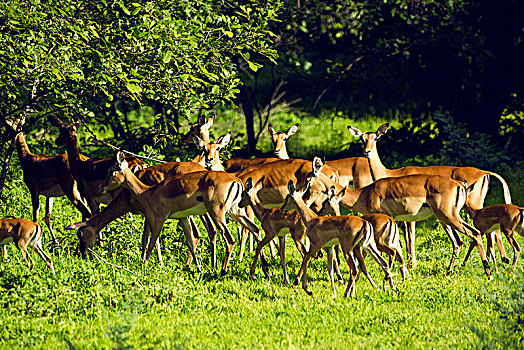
[250,274,257,281]
[305,289,313,296]
[220,269,227,277]
[502,257,510,264]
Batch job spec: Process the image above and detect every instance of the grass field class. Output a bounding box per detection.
[1,115,523,349]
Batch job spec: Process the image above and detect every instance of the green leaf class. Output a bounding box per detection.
[162,50,172,64]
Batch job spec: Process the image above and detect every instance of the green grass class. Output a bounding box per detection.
[2,112,523,349]
[1,159,523,349]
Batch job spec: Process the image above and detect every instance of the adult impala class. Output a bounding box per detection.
[49,115,146,215]
[305,157,493,279]
[348,123,512,268]
[2,116,91,246]
[67,160,212,266]
[99,152,260,275]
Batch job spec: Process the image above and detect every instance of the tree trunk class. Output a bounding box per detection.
[238,83,256,156]
[0,137,15,198]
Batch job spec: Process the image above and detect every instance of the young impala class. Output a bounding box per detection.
[281,180,394,299]
[0,218,55,275]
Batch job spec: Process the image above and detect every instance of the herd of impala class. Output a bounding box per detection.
[1,114,523,299]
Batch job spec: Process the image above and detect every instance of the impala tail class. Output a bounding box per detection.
[485,171,512,204]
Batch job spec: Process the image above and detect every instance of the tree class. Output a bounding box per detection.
[0,0,281,195]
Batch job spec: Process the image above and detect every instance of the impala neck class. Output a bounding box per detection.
[366,144,388,181]
[122,167,151,197]
[62,132,83,166]
[14,133,32,159]
[249,192,269,221]
[276,147,290,160]
[292,195,319,226]
[339,187,368,213]
[87,191,133,230]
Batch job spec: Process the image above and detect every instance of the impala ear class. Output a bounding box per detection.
[287,180,296,194]
[216,132,231,149]
[116,151,128,169]
[193,135,206,148]
[327,185,336,199]
[286,123,299,138]
[255,175,265,190]
[312,156,325,177]
[49,115,64,128]
[245,177,253,191]
[465,182,475,197]
[65,221,87,230]
[376,123,389,138]
[197,114,206,126]
[268,122,276,135]
[347,125,363,138]
[206,114,215,127]
[337,186,348,201]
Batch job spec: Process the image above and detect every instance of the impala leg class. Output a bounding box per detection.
[462,240,476,267]
[30,190,40,224]
[184,216,202,268]
[343,250,358,298]
[239,206,255,261]
[31,240,55,275]
[141,223,151,263]
[180,218,202,274]
[2,246,7,260]
[453,220,492,279]
[297,250,316,296]
[199,214,217,267]
[326,246,337,299]
[502,229,521,268]
[144,218,167,265]
[250,230,275,280]
[493,229,509,264]
[401,221,417,268]
[43,197,59,247]
[278,236,288,284]
[334,245,343,283]
[354,248,377,288]
[442,224,463,275]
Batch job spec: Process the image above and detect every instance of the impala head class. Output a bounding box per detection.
[182,114,215,144]
[268,122,298,159]
[49,115,81,147]
[99,151,128,193]
[239,176,265,208]
[347,123,389,158]
[281,180,310,213]
[318,185,346,216]
[3,116,26,135]
[193,132,231,170]
[65,220,95,257]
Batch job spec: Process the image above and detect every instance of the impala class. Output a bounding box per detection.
[239,176,343,284]
[223,122,298,173]
[348,123,512,268]
[320,186,408,279]
[0,218,55,274]
[67,160,210,266]
[462,204,524,269]
[181,114,216,144]
[49,115,146,215]
[281,180,394,298]
[305,157,493,279]
[99,152,260,275]
[192,132,231,171]
[2,116,91,246]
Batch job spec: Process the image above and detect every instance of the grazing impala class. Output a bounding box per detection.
[1,116,91,246]
[348,123,512,268]
[99,152,260,275]
[49,115,146,215]
[67,160,210,266]
[281,181,394,299]
[462,204,524,269]
[0,218,55,274]
[319,186,408,280]
[305,157,493,279]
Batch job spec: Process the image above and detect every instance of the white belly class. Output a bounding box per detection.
[395,206,433,222]
[277,228,290,237]
[485,223,501,234]
[169,202,207,219]
[323,238,339,247]
[0,237,13,245]
[41,184,64,197]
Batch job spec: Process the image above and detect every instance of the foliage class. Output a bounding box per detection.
[0,0,281,134]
